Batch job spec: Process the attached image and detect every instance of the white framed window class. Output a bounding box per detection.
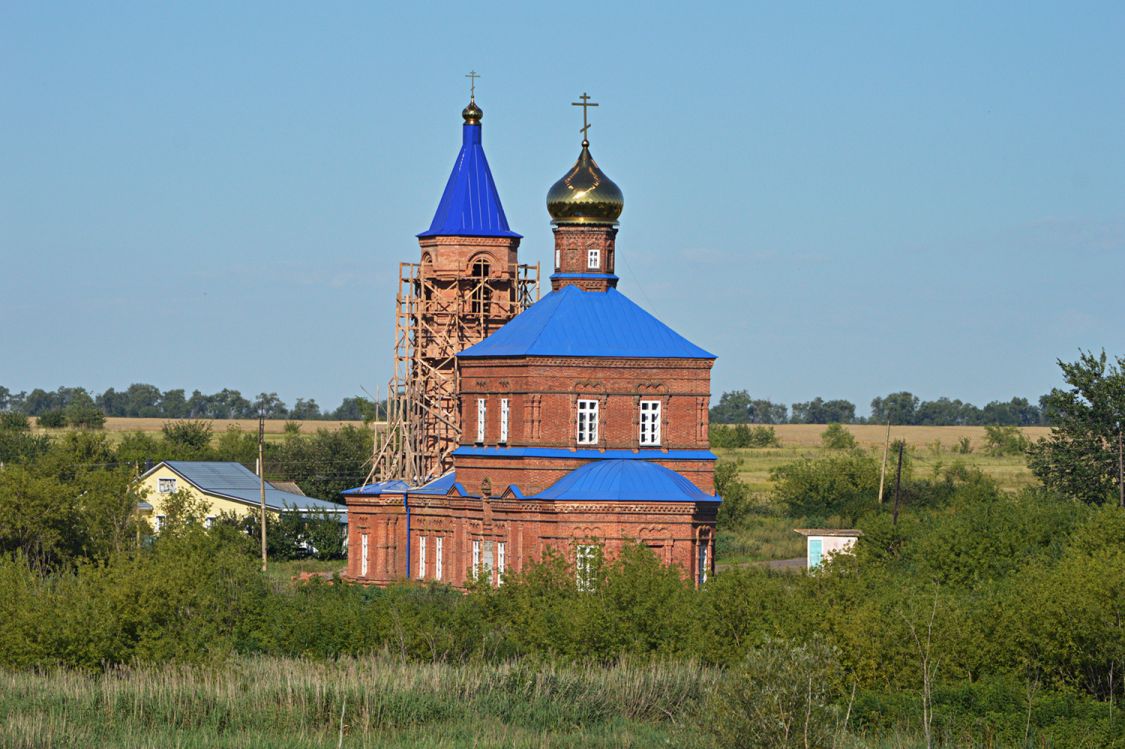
[497,542,506,584]
[587,249,600,269]
[577,400,599,445]
[472,539,481,578]
[576,544,597,591]
[640,401,662,446]
[204,516,215,529]
[418,536,427,579]
[482,540,494,582]
[476,398,486,443]
[500,398,509,443]
[154,515,166,532]
[698,541,709,586]
[435,537,443,580]
[555,248,561,269]
[158,477,176,494]
[360,533,369,577]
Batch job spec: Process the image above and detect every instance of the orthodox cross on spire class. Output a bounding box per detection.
[466,70,480,101]
[571,92,599,146]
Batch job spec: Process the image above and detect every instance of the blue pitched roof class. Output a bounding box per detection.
[418,124,521,239]
[529,459,720,503]
[343,479,410,496]
[342,472,465,497]
[457,285,715,359]
[160,461,345,514]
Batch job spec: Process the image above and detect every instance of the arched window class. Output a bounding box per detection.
[471,258,491,316]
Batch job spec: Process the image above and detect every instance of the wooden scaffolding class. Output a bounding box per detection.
[368,260,539,485]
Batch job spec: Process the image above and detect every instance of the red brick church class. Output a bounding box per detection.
[343,93,720,588]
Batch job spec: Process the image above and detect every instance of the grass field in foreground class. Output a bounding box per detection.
[0,657,717,749]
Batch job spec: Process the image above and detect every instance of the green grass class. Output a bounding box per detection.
[0,657,717,749]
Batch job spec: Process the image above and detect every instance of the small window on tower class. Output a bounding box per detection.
[555,248,561,269]
[577,400,599,445]
[587,249,600,269]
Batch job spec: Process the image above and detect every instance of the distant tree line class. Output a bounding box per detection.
[710,389,1052,426]
[0,384,385,422]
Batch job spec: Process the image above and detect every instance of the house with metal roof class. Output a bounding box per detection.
[137,461,345,533]
[343,93,719,590]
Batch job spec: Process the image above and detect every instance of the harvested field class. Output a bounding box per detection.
[766,423,1050,449]
[34,417,375,434]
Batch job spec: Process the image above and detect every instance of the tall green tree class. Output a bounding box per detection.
[1029,350,1125,506]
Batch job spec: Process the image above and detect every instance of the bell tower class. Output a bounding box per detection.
[370,81,539,484]
[546,93,624,293]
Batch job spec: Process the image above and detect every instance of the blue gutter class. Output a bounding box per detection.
[403,494,411,580]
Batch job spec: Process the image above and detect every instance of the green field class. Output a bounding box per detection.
[713,441,1038,566]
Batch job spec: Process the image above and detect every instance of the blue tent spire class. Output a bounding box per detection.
[418,100,521,239]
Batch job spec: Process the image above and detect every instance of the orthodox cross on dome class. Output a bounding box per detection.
[466,70,480,101]
[571,92,599,147]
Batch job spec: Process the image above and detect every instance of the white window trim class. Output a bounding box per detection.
[587,248,600,269]
[640,400,662,446]
[576,544,597,591]
[497,541,506,584]
[360,533,369,577]
[555,248,561,269]
[472,539,481,578]
[476,398,486,443]
[500,398,509,444]
[699,541,709,585]
[158,477,176,494]
[577,399,599,445]
[204,516,215,529]
[435,537,443,580]
[155,515,166,532]
[418,536,427,580]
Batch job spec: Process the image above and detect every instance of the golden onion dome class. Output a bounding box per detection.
[546,144,623,225]
[462,99,483,125]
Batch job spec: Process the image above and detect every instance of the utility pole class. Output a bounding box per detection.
[891,441,905,525]
[258,410,268,572]
[877,420,892,504]
[1118,427,1123,509]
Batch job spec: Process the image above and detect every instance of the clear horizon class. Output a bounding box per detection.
[3,3,1122,416]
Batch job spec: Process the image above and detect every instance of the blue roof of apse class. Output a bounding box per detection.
[529,459,720,503]
[418,124,521,238]
[457,285,715,359]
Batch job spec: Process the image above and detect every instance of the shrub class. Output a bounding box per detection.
[710,425,780,449]
[161,420,214,458]
[953,436,973,454]
[984,425,1028,456]
[0,412,30,431]
[37,410,66,428]
[703,639,843,749]
[65,402,105,429]
[820,423,857,450]
[772,452,881,524]
[715,461,751,527]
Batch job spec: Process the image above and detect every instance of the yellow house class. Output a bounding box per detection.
[136,461,346,532]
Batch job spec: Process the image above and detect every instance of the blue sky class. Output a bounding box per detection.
[2,3,1122,414]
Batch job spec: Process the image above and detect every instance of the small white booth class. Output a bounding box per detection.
[794,528,862,569]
